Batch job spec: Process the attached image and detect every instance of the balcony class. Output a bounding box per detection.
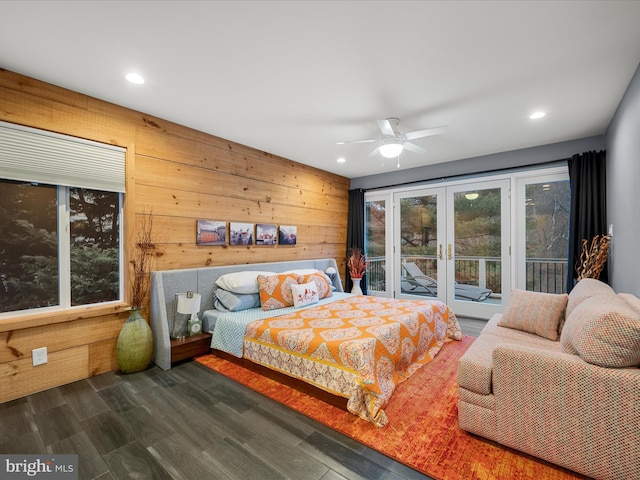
[366,256,568,298]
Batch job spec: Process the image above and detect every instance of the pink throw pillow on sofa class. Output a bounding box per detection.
[498,289,568,341]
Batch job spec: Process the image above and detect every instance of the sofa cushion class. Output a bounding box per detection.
[619,293,640,314]
[561,295,640,367]
[497,289,568,341]
[458,332,498,395]
[459,315,565,396]
[566,278,615,318]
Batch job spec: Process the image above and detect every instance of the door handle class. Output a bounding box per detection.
[438,244,443,260]
[447,244,452,260]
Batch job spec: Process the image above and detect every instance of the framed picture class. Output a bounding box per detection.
[229,222,254,245]
[256,223,277,245]
[196,220,226,245]
[278,225,297,245]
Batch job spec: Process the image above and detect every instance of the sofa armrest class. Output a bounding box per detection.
[492,344,640,480]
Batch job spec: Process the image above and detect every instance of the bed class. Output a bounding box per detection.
[150,258,461,426]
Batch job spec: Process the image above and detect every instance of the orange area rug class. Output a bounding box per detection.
[195,337,586,480]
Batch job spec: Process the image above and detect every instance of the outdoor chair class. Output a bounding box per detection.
[402,262,492,302]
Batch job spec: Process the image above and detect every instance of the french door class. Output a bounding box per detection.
[445,180,510,318]
[368,180,510,319]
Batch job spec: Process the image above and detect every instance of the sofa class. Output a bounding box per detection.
[458,278,640,480]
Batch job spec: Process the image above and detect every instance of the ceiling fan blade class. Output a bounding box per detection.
[404,125,449,141]
[403,141,427,154]
[377,118,395,137]
[336,139,377,145]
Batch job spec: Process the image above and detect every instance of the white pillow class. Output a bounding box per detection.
[291,282,319,308]
[214,271,277,294]
[282,268,322,275]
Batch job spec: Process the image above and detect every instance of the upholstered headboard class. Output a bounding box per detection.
[150,258,343,370]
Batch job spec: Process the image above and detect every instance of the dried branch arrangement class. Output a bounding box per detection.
[130,212,158,308]
[576,234,611,281]
[347,247,369,279]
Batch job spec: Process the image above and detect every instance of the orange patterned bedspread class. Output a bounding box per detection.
[243,295,461,426]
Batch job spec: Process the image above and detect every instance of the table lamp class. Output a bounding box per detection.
[174,291,201,340]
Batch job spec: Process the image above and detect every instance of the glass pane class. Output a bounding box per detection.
[454,189,500,302]
[0,180,58,312]
[525,180,570,293]
[365,200,386,292]
[400,195,438,297]
[70,188,120,305]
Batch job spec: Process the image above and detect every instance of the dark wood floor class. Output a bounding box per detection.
[0,317,485,480]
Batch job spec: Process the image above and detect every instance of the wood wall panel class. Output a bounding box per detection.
[155,243,344,271]
[0,69,350,403]
[136,185,344,225]
[136,155,346,213]
[0,314,126,364]
[0,346,89,403]
[89,339,118,377]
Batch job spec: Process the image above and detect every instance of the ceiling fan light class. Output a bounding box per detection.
[379,139,404,158]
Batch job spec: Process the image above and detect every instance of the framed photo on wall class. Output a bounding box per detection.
[278,225,297,245]
[196,220,226,245]
[256,223,277,245]
[229,222,254,245]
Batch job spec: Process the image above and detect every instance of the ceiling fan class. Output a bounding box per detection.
[337,117,448,160]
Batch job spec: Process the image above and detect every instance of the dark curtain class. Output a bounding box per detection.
[346,188,367,294]
[566,150,608,292]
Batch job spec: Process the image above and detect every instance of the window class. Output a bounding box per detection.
[0,121,125,316]
[365,198,388,294]
[0,180,121,313]
[522,178,570,293]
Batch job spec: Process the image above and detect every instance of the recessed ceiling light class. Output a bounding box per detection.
[125,73,144,85]
[337,157,346,163]
[529,111,546,120]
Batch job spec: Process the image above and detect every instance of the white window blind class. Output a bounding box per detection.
[0,121,126,192]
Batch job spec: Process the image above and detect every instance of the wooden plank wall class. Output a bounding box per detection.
[0,69,350,403]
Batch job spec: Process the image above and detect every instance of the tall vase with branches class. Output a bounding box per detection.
[576,234,611,281]
[116,212,157,373]
[347,247,369,295]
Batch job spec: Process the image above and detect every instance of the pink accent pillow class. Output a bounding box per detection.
[498,289,568,341]
[291,282,320,308]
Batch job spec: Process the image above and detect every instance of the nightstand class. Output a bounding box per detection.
[170,333,212,365]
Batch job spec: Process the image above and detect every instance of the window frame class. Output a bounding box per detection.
[0,181,125,319]
[0,121,130,322]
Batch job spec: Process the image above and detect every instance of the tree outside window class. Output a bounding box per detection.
[0,179,120,314]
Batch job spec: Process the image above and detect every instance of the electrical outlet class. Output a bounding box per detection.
[32,347,47,366]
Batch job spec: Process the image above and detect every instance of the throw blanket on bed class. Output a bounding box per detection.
[210,292,353,357]
[243,295,461,426]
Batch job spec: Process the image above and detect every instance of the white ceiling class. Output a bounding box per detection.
[2,1,640,179]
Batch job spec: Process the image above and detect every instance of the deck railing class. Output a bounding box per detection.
[366,256,568,295]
